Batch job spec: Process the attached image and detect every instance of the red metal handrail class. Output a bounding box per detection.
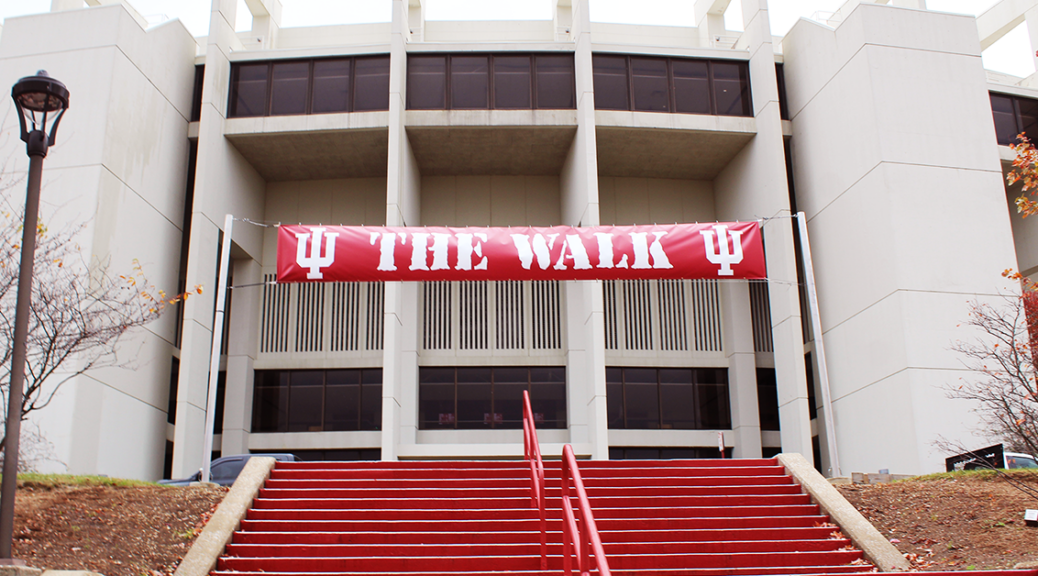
[560,444,611,576]
[522,390,547,569]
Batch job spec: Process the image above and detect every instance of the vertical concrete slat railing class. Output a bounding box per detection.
[523,390,548,569]
[560,444,612,576]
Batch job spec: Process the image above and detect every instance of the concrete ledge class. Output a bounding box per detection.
[42,571,101,576]
[172,457,276,576]
[777,453,910,572]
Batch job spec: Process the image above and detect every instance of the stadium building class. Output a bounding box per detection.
[0,0,1032,480]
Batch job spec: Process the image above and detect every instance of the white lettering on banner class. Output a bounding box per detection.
[701,224,744,276]
[553,235,592,270]
[456,233,488,271]
[409,233,451,271]
[370,232,399,271]
[512,234,559,270]
[629,232,673,270]
[594,233,614,269]
[296,227,339,279]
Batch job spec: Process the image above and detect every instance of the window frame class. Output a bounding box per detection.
[592,54,753,117]
[417,366,568,430]
[606,366,732,430]
[251,368,383,433]
[228,55,390,118]
[406,53,576,111]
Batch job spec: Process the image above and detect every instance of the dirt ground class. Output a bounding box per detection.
[6,471,1038,576]
[12,480,226,576]
[837,470,1038,570]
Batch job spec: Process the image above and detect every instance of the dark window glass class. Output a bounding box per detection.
[452,56,490,109]
[408,55,447,109]
[270,61,309,116]
[609,447,733,459]
[631,57,669,112]
[213,371,226,433]
[325,370,360,431]
[418,367,566,429]
[457,367,493,428]
[494,56,532,109]
[1019,97,1038,145]
[756,368,780,431]
[805,351,818,420]
[252,371,289,432]
[232,63,268,117]
[606,368,623,429]
[991,94,1018,146]
[252,369,381,433]
[775,63,789,120]
[361,369,383,430]
[623,368,660,429]
[592,55,629,111]
[211,458,247,482]
[713,61,750,116]
[190,65,205,122]
[354,56,391,111]
[312,59,351,114]
[535,55,575,109]
[288,371,324,431]
[672,60,710,115]
[659,368,694,429]
[167,357,179,425]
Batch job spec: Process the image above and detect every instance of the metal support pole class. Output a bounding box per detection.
[796,212,841,477]
[201,214,234,483]
[0,151,45,558]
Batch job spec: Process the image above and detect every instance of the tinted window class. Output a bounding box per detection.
[592,55,629,111]
[408,55,447,109]
[1019,97,1038,144]
[418,367,566,429]
[452,56,490,109]
[312,59,351,114]
[606,367,731,430]
[672,60,710,115]
[190,65,205,122]
[631,57,669,112]
[232,63,268,117]
[354,56,391,111]
[535,55,575,109]
[756,368,780,431]
[211,458,247,482]
[494,56,531,109]
[713,61,750,116]
[270,61,309,116]
[991,94,1018,146]
[252,369,382,433]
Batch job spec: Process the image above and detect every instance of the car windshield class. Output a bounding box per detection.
[1007,455,1038,469]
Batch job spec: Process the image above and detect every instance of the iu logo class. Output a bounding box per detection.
[295,227,339,279]
[700,224,744,276]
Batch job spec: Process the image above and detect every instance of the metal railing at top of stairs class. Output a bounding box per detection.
[523,391,611,576]
[560,444,612,576]
[522,390,548,569]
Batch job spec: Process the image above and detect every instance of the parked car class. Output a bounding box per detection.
[1005,452,1038,469]
[159,453,299,486]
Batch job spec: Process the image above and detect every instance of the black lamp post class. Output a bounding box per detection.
[1,71,69,560]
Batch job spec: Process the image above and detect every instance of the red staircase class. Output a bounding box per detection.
[211,456,880,576]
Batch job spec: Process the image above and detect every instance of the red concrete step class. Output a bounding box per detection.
[250,493,811,509]
[244,504,821,521]
[212,568,873,576]
[269,468,538,480]
[258,483,804,499]
[263,474,798,489]
[225,538,853,558]
[275,458,780,470]
[239,514,832,532]
[231,525,841,545]
[218,550,863,572]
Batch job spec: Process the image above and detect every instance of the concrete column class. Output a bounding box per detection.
[721,281,762,458]
[1027,6,1038,74]
[695,0,732,48]
[244,0,283,50]
[712,0,813,463]
[173,0,266,477]
[554,0,573,41]
[221,258,263,455]
[381,0,422,461]
[557,0,608,460]
[408,0,425,42]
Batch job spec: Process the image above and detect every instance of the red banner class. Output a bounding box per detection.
[277,223,766,283]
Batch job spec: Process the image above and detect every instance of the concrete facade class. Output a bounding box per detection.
[0,0,1031,479]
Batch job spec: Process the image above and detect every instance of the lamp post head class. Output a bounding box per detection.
[11,70,69,157]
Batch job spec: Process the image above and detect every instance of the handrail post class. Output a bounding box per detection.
[561,444,611,576]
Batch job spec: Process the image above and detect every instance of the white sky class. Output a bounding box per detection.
[0,0,1031,77]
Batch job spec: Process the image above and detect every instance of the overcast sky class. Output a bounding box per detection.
[0,0,1030,77]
